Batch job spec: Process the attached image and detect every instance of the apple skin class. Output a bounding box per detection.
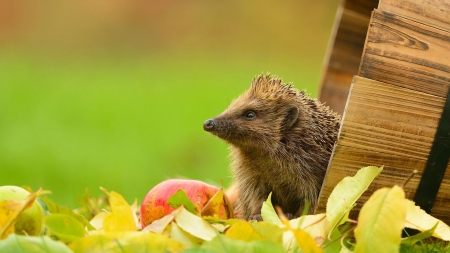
[140,179,226,227]
[0,185,44,236]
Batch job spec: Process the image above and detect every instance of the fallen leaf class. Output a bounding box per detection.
[225,220,264,241]
[201,188,233,219]
[404,199,450,241]
[261,192,282,226]
[174,206,217,241]
[69,231,186,253]
[168,189,197,215]
[282,218,323,253]
[354,185,406,253]
[323,228,342,253]
[170,222,202,248]
[327,166,383,235]
[44,213,87,243]
[0,191,40,239]
[40,196,95,231]
[102,190,136,232]
[288,213,330,245]
[0,200,24,239]
[89,212,107,231]
[252,221,284,244]
[201,234,285,253]
[401,222,438,245]
[142,210,176,234]
[0,234,72,253]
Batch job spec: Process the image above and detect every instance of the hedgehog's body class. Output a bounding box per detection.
[204,74,340,219]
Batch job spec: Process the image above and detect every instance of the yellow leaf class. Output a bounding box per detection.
[170,222,202,248]
[120,232,186,252]
[282,219,323,253]
[142,210,176,234]
[0,192,39,239]
[69,232,120,252]
[200,188,233,219]
[0,200,23,239]
[288,213,330,245]
[69,231,186,253]
[89,212,107,231]
[225,220,264,241]
[354,186,406,253]
[130,199,139,229]
[174,206,217,241]
[404,199,450,241]
[102,191,136,232]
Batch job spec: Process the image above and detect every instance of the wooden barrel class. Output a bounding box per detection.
[316,0,450,224]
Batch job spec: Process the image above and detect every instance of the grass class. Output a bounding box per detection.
[0,50,322,207]
[400,240,450,253]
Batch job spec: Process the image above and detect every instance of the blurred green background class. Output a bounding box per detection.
[0,1,341,207]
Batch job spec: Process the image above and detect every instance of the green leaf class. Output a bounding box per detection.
[323,227,342,253]
[326,166,383,233]
[261,192,282,226]
[168,190,197,215]
[182,249,216,253]
[401,222,438,246]
[354,185,406,253]
[69,231,186,253]
[44,213,86,243]
[201,234,285,253]
[40,196,95,231]
[0,234,72,253]
[339,243,354,253]
[252,222,284,244]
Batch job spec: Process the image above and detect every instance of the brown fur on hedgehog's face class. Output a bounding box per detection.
[203,75,300,151]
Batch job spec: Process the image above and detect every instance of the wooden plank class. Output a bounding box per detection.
[318,69,353,114]
[378,0,450,31]
[317,76,450,224]
[317,145,426,217]
[345,0,379,16]
[338,77,443,159]
[359,10,450,98]
[318,0,378,114]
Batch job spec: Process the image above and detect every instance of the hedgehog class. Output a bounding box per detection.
[203,74,341,220]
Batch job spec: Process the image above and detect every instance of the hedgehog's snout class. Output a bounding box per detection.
[203,119,216,131]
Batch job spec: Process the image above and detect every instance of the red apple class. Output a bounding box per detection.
[140,179,232,227]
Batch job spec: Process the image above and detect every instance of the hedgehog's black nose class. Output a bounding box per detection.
[203,119,216,131]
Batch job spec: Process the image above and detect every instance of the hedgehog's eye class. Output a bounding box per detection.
[243,110,257,120]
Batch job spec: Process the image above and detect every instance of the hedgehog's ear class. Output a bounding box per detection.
[282,104,299,130]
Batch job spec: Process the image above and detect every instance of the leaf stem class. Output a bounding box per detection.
[401,170,418,188]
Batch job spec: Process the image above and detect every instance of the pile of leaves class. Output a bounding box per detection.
[1,166,450,252]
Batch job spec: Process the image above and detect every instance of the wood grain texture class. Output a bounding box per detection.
[317,76,450,223]
[359,10,450,98]
[318,0,378,114]
[379,0,450,31]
